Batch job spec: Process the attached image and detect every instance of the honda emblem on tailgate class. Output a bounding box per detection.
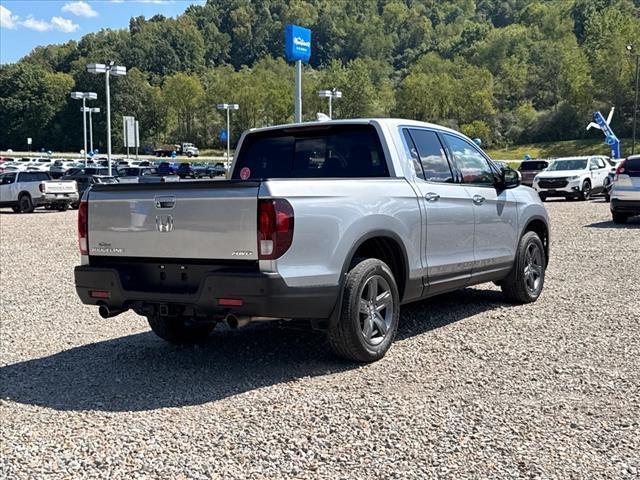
[156,214,174,232]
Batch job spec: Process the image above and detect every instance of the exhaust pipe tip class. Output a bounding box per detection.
[226,314,251,329]
[98,304,124,319]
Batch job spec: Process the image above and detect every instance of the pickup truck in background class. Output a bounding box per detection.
[153,142,199,158]
[0,170,78,212]
[74,119,550,362]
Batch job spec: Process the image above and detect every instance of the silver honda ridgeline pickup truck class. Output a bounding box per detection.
[75,119,549,362]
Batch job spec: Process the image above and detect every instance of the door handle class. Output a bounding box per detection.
[472,194,485,205]
[425,192,440,202]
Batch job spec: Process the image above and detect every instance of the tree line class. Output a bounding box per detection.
[1,0,639,153]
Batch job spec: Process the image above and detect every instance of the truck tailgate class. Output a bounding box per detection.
[43,180,77,194]
[87,181,260,260]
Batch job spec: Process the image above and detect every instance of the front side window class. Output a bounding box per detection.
[408,129,453,183]
[443,133,494,185]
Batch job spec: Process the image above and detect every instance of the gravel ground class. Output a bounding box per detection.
[1,199,639,479]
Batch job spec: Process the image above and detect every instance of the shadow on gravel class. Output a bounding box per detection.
[0,288,506,412]
[585,218,640,228]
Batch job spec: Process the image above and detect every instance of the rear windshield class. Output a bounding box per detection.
[624,158,640,172]
[232,124,388,179]
[519,161,548,171]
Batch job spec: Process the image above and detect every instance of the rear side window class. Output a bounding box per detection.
[233,125,388,179]
[406,129,453,183]
[1,173,16,185]
[519,161,548,171]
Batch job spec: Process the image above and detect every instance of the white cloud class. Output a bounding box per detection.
[20,15,79,33]
[51,16,79,32]
[21,16,51,32]
[0,5,19,29]
[62,1,98,18]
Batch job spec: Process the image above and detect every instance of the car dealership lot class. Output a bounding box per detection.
[1,200,638,478]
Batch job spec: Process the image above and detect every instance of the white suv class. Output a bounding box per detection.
[533,156,610,201]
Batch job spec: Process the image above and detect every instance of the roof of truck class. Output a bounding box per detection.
[247,118,464,137]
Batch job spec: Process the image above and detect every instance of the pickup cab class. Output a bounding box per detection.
[0,171,78,212]
[74,119,550,362]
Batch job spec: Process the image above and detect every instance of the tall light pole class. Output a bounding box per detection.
[70,91,97,165]
[87,62,127,176]
[81,107,101,154]
[217,103,239,168]
[318,88,342,119]
[88,107,100,154]
[627,44,640,155]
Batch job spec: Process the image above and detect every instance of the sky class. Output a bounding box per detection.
[0,0,205,64]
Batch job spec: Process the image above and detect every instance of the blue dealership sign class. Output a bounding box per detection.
[285,24,311,63]
[219,129,227,142]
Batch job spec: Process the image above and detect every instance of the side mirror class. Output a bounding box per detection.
[498,167,520,189]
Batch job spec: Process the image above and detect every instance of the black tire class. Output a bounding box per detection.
[501,231,546,304]
[612,212,629,224]
[186,152,193,158]
[327,258,400,362]
[18,194,34,213]
[604,192,610,202]
[578,180,591,201]
[147,315,214,344]
[56,203,69,212]
[11,206,20,213]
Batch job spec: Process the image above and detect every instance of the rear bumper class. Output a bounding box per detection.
[610,198,640,215]
[74,265,339,319]
[40,193,79,204]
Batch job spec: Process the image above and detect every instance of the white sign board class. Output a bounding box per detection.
[123,116,137,148]
[27,137,32,145]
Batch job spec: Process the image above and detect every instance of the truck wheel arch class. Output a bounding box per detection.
[340,231,409,302]
[522,217,549,267]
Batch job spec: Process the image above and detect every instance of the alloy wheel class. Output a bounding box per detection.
[523,242,543,294]
[358,275,395,346]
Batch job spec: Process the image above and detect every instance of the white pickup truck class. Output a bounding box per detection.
[74,119,549,362]
[0,171,78,212]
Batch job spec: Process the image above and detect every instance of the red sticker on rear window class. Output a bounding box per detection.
[240,167,251,180]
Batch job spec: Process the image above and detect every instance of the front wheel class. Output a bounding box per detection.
[327,258,400,362]
[147,315,215,344]
[501,231,546,303]
[579,180,591,201]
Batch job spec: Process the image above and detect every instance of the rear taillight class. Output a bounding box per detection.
[78,201,88,255]
[39,183,45,193]
[257,199,294,260]
[614,160,627,180]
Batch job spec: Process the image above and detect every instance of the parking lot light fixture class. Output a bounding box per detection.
[627,44,639,155]
[70,92,97,166]
[217,103,239,168]
[318,88,342,119]
[87,62,127,176]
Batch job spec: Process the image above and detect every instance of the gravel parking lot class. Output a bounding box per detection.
[1,199,638,479]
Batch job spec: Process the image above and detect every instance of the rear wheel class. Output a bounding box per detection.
[612,212,629,224]
[11,206,20,213]
[501,231,546,303]
[327,258,400,362]
[147,315,215,344]
[18,194,34,213]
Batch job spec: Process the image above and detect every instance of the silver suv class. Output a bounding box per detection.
[610,155,640,223]
[74,119,550,362]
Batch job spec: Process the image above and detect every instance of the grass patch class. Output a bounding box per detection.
[486,138,632,161]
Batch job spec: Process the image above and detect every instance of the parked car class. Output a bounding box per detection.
[533,156,609,201]
[206,162,227,177]
[50,160,81,178]
[191,162,209,178]
[602,159,624,201]
[0,171,78,212]
[610,155,640,224]
[176,162,198,178]
[70,175,118,208]
[74,119,549,362]
[116,167,158,183]
[518,160,549,186]
[157,162,176,176]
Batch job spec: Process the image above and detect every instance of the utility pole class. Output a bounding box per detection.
[628,44,639,155]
